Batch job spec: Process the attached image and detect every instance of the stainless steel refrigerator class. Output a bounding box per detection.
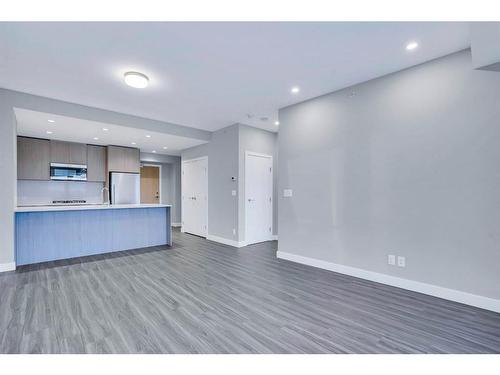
[110,172,140,204]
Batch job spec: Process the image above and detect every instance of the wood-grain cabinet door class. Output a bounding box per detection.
[125,147,140,173]
[107,146,140,173]
[69,143,87,165]
[17,137,50,180]
[87,145,106,182]
[107,146,126,172]
[50,140,70,163]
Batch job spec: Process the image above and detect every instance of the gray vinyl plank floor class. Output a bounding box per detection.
[1,228,500,353]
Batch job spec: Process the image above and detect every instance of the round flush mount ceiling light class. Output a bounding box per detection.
[291,86,300,94]
[163,146,168,150]
[274,121,280,126]
[48,119,55,123]
[124,71,149,88]
[406,41,419,51]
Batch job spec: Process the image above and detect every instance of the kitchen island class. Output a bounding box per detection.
[15,204,172,266]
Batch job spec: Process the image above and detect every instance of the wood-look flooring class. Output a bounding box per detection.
[1,229,500,353]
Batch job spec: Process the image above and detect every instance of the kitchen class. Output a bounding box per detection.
[14,111,175,266]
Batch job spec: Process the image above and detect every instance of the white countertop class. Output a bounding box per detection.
[15,203,171,213]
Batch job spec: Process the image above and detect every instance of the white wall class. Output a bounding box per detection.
[278,50,500,307]
[17,180,104,205]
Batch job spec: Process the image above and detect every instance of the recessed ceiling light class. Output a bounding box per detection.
[163,146,168,149]
[46,130,53,134]
[93,137,99,140]
[406,41,419,51]
[152,150,156,153]
[102,128,109,131]
[124,71,149,88]
[291,86,300,94]
[48,119,55,123]
[145,134,151,138]
[131,142,137,145]
[274,121,280,126]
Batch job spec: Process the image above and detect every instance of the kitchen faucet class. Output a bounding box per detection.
[101,187,110,205]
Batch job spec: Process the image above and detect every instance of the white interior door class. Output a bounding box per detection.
[182,158,208,237]
[245,152,273,245]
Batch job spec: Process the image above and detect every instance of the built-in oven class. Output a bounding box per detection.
[50,163,88,181]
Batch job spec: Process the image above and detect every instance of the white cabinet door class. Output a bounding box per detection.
[245,152,273,245]
[182,157,208,237]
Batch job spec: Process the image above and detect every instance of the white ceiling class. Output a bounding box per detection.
[1,22,470,132]
[14,108,207,156]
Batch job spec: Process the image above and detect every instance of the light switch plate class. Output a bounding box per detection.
[388,254,396,266]
[231,190,237,196]
[397,256,406,267]
[283,189,293,197]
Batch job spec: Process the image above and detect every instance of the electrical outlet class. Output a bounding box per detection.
[283,189,293,197]
[231,190,237,196]
[397,256,406,268]
[388,254,396,266]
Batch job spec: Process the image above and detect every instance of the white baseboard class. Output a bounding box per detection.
[207,235,247,248]
[171,222,182,227]
[277,251,500,313]
[0,262,16,273]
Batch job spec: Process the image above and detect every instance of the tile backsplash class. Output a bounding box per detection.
[17,180,105,206]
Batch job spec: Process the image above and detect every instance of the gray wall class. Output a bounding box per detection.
[0,92,16,266]
[238,124,278,241]
[182,124,277,243]
[140,152,182,224]
[278,49,500,300]
[182,125,239,240]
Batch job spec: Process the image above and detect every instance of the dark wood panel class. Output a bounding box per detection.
[1,229,499,353]
[17,137,50,180]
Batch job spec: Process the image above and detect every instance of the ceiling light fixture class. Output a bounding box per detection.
[145,134,151,138]
[124,71,149,88]
[102,128,109,131]
[406,41,419,51]
[291,86,300,94]
[46,130,53,134]
[274,121,280,126]
[93,137,99,140]
[152,150,156,153]
[163,146,168,149]
[131,142,137,145]
[48,119,55,123]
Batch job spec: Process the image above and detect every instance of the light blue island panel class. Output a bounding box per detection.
[15,207,171,265]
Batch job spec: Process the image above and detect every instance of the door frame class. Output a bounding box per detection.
[244,151,273,245]
[181,156,208,237]
[140,163,162,203]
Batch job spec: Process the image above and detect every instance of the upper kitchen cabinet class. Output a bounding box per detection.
[107,145,140,173]
[87,145,106,182]
[50,140,87,165]
[17,137,50,180]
